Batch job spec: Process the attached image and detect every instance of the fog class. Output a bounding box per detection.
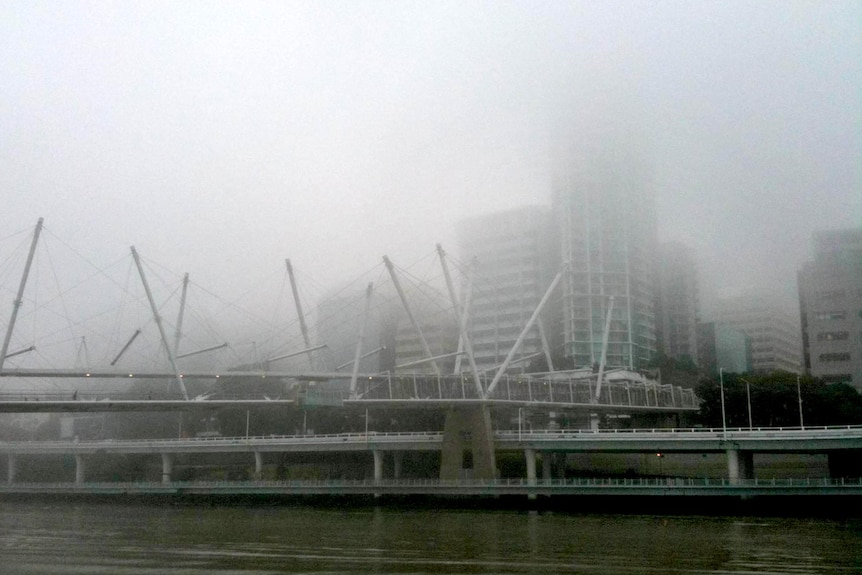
[1,1,860,372]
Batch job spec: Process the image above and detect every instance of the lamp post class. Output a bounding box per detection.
[719,368,727,436]
[740,377,753,430]
[518,407,524,442]
[797,376,805,430]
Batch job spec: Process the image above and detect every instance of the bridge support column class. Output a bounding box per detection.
[254,452,263,480]
[440,406,496,481]
[726,449,753,485]
[393,452,403,480]
[373,450,383,483]
[7,454,16,484]
[161,453,173,484]
[75,454,85,485]
[541,452,552,482]
[525,448,537,500]
[525,449,537,485]
[372,450,384,499]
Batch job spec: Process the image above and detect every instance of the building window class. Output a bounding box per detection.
[816,331,849,342]
[818,352,851,362]
[814,311,847,321]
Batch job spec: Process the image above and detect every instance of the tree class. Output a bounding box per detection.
[695,371,862,428]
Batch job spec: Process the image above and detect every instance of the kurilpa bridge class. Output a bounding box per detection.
[0,219,701,486]
[0,218,696,414]
[2,221,861,504]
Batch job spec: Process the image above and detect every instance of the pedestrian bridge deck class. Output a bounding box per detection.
[0,371,698,413]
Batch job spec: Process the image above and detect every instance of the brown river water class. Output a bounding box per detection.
[0,500,860,574]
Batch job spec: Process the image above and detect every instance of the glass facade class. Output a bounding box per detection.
[556,151,657,370]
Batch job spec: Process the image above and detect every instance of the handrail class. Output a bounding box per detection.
[3,425,862,450]
[2,476,861,489]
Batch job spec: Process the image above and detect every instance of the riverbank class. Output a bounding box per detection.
[3,489,861,519]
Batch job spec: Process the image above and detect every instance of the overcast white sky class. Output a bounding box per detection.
[2,1,860,315]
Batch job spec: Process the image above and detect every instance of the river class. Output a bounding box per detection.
[1,501,860,574]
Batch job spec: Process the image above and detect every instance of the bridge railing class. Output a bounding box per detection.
[350,373,698,409]
[0,374,699,410]
[4,425,862,452]
[0,391,264,402]
[497,424,862,439]
[0,430,447,450]
[4,476,862,490]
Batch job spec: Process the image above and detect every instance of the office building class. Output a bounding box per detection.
[798,228,862,390]
[555,147,658,369]
[655,242,700,365]
[697,322,752,376]
[455,206,558,373]
[710,295,802,374]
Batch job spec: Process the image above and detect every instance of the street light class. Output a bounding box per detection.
[740,377,753,430]
[719,368,727,436]
[797,376,805,430]
[518,407,524,442]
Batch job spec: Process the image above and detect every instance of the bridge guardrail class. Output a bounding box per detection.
[3,477,861,490]
[3,425,862,452]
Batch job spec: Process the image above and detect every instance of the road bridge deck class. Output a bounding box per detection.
[3,426,862,456]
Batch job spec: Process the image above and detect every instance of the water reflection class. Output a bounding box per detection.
[0,502,859,574]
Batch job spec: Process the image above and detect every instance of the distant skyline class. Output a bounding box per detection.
[2,1,859,312]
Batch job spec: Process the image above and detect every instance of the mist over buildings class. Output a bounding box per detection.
[1,2,860,369]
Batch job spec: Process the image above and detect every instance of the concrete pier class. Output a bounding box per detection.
[440,406,496,480]
[373,450,383,484]
[75,454,85,484]
[254,452,263,480]
[525,449,537,485]
[161,453,173,484]
[727,449,753,485]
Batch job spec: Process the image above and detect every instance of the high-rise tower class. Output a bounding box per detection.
[710,294,802,375]
[555,146,658,370]
[798,228,862,390]
[455,206,558,373]
[655,241,700,365]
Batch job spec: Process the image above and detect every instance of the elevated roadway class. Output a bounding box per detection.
[4,426,862,490]
[4,426,862,457]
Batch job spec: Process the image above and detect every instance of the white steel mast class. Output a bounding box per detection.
[173,273,189,358]
[436,244,483,397]
[383,255,440,377]
[131,247,188,400]
[286,259,315,369]
[0,218,43,371]
[349,283,374,398]
[484,266,565,399]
